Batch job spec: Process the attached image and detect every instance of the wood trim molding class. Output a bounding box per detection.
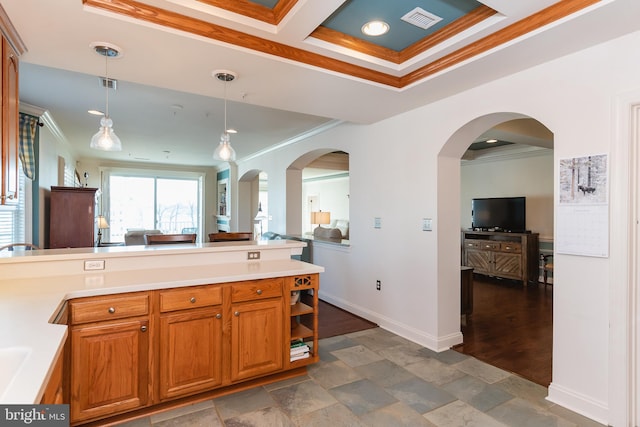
[0,3,27,55]
[83,0,599,88]
[310,5,496,65]
[401,0,601,87]
[399,5,496,63]
[196,0,298,25]
[83,0,401,87]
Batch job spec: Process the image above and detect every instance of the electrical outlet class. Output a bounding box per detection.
[374,217,382,229]
[247,251,261,260]
[376,280,381,291]
[422,218,432,231]
[84,260,105,271]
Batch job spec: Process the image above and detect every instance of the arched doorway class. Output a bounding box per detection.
[438,113,554,386]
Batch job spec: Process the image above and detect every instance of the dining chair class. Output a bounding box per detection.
[0,243,40,251]
[144,233,197,245]
[208,232,253,242]
[541,254,553,286]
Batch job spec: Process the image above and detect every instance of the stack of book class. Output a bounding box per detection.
[290,340,310,361]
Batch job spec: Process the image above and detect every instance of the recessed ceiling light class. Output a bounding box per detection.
[362,20,389,36]
[88,109,104,116]
[486,139,498,143]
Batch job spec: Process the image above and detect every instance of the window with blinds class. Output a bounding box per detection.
[0,162,26,245]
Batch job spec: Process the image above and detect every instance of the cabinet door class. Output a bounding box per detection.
[70,319,149,423]
[465,249,492,275]
[493,252,523,279]
[1,37,18,206]
[231,298,283,382]
[159,307,223,400]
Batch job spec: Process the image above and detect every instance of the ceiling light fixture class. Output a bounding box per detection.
[89,42,122,151]
[486,139,498,143]
[362,20,389,36]
[212,70,237,162]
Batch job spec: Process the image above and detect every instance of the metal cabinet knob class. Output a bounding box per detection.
[108,307,116,314]
[256,289,263,295]
[140,325,147,332]
[190,297,196,303]
[234,311,240,317]
[216,313,222,319]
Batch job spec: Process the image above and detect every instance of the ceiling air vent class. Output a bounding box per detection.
[401,7,443,30]
[99,76,117,90]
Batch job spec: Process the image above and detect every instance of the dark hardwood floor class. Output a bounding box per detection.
[453,275,553,386]
[312,276,552,387]
[313,298,377,339]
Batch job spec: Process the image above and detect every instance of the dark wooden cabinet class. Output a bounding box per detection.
[49,186,98,248]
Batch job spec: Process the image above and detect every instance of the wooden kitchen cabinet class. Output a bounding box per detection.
[68,292,151,424]
[230,278,284,382]
[49,186,98,248]
[0,36,19,206]
[67,275,318,426]
[157,285,223,400]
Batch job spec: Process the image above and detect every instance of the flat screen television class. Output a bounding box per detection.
[471,197,526,232]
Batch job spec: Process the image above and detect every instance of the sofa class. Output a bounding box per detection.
[124,229,162,245]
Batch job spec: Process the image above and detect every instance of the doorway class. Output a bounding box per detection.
[440,114,554,386]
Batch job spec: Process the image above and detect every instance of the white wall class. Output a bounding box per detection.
[460,151,554,239]
[36,124,76,248]
[238,30,640,425]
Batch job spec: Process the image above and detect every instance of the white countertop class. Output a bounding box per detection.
[0,241,323,404]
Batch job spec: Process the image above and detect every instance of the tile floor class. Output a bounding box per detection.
[117,328,604,427]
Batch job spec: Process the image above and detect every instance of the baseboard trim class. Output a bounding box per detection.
[318,291,463,352]
[547,382,609,425]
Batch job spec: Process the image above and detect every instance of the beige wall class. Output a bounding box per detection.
[460,151,554,239]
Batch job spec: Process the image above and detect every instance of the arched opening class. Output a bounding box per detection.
[439,113,554,386]
[286,150,349,239]
[237,169,267,237]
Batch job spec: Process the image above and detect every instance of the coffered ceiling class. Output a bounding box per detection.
[3,0,639,166]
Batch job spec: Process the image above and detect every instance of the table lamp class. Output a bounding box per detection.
[310,211,330,232]
[97,215,110,246]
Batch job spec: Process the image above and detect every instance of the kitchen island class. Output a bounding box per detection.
[0,240,323,425]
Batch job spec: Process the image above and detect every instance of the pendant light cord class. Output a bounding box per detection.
[223,78,227,135]
[104,52,109,118]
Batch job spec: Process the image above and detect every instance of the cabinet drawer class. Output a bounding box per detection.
[500,242,521,253]
[464,240,480,249]
[231,278,283,302]
[70,293,149,324]
[159,285,222,312]
[478,241,499,250]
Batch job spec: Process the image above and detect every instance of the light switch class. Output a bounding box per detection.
[422,218,432,231]
[374,217,382,229]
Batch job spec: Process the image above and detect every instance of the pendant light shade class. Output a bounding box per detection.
[212,70,237,162]
[213,131,236,162]
[90,116,122,151]
[90,43,122,151]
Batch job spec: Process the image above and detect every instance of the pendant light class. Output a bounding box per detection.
[212,70,237,162]
[90,43,122,151]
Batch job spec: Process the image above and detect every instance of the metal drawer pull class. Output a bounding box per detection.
[108,307,116,314]
[140,325,147,332]
[234,311,240,316]
[216,313,222,319]
[190,297,196,303]
[256,289,262,295]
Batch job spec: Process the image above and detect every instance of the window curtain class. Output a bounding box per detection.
[19,113,38,180]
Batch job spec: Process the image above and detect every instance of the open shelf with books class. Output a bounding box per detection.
[286,274,318,367]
